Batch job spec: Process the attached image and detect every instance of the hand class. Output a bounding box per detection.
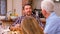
[15,24,20,27]
[9,26,16,31]
[15,24,21,31]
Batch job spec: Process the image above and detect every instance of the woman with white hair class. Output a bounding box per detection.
[41,0,60,34]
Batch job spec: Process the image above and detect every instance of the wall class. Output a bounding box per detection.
[7,0,60,16]
[33,0,60,16]
[14,0,22,16]
[54,3,60,16]
[32,0,42,9]
[7,0,12,12]
[22,0,29,6]
[7,0,22,16]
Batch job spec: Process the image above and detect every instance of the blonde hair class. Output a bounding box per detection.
[41,0,55,13]
[21,16,43,34]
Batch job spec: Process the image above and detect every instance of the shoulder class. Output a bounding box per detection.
[53,17,60,22]
[32,14,40,18]
[47,17,60,28]
[18,16,24,18]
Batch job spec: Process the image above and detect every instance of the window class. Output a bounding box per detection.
[0,0,7,16]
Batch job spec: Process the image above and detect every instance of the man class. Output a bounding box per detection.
[10,4,43,30]
[41,0,60,34]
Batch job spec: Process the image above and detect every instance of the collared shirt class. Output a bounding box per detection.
[12,14,44,28]
[44,12,60,34]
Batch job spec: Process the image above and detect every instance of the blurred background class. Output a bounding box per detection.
[0,0,60,16]
[0,0,60,34]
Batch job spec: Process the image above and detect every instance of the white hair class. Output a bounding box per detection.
[41,0,55,13]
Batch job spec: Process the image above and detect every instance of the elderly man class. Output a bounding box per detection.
[10,4,44,31]
[41,0,60,34]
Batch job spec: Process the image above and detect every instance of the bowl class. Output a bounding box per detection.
[0,16,5,20]
[10,16,17,19]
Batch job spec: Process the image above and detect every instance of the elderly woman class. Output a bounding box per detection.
[41,0,60,34]
[21,16,44,34]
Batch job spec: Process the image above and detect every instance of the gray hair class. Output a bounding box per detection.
[41,0,55,13]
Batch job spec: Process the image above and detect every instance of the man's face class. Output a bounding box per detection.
[41,9,50,18]
[41,9,46,17]
[23,5,32,16]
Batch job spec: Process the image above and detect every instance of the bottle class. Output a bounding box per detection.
[11,9,18,17]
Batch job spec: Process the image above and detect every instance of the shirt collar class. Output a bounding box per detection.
[46,12,57,21]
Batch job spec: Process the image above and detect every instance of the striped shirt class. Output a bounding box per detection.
[12,14,44,28]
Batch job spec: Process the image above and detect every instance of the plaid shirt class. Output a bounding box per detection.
[12,14,44,28]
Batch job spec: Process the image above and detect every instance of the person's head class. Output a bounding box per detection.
[23,4,32,16]
[41,0,55,18]
[21,16,43,34]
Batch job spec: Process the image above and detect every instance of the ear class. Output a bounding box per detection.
[41,9,46,16]
[42,9,50,18]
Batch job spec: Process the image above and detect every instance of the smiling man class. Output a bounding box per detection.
[10,4,44,31]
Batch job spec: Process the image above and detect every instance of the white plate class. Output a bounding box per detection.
[0,16,5,20]
[10,16,17,19]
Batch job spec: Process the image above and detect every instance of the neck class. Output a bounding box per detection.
[45,13,50,19]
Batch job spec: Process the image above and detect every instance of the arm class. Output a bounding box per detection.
[36,16,44,29]
[56,22,60,34]
[12,17,21,26]
[44,19,60,34]
[9,17,21,31]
